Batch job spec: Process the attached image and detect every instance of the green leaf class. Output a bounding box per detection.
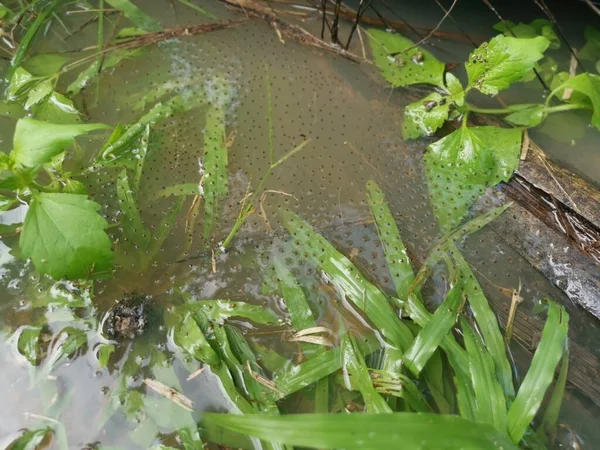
[203,412,519,450]
[424,125,522,231]
[63,178,88,195]
[504,104,546,127]
[403,280,463,375]
[549,73,600,130]
[193,300,280,325]
[203,104,229,240]
[153,183,202,200]
[22,53,72,77]
[452,249,514,398]
[461,319,507,432]
[105,0,162,32]
[32,92,82,124]
[17,326,42,365]
[12,119,107,167]
[284,211,414,356]
[147,196,184,261]
[97,343,115,369]
[6,67,37,101]
[117,169,151,249]
[20,193,113,279]
[402,92,450,139]
[24,78,54,109]
[507,302,569,443]
[173,312,221,367]
[273,258,315,331]
[445,73,464,106]
[494,20,559,49]
[366,28,445,88]
[538,347,569,444]
[8,428,52,450]
[466,35,550,95]
[0,192,18,211]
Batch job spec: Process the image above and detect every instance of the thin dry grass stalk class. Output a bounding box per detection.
[143,378,194,411]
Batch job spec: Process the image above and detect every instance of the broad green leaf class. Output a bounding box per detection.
[424,125,521,231]
[23,53,72,76]
[192,299,280,325]
[366,28,445,88]
[7,428,52,450]
[203,412,519,450]
[12,119,107,167]
[445,73,464,106]
[97,343,115,369]
[493,19,559,49]
[466,35,550,95]
[117,169,151,249]
[365,180,415,299]
[24,79,53,109]
[402,92,450,139]
[452,249,514,398]
[274,258,315,331]
[203,104,229,240]
[504,104,546,127]
[341,333,392,413]
[67,49,142,95]
[461,319,507,432]
[17,326,42,365]
[20,193,113,279]
[403,280,463,375]
[32,92,82,124]
[173,312,221,367]
[549,73,600,130]
[6,67,37,101]
[284,212,414,356]
[507,302,569,443]
[0,192,18,211]
[454,359,477,421]
[153,183,202,200]
[105,0,162,32]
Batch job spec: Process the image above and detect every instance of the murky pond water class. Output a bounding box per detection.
[1,1,600,449]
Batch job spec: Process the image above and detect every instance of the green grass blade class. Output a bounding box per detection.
[314,377,329,413]
[507,301,569,443]
[147,196,184,262]
[105,0,162,31]
[117,169,151,249]
[189,300,280,325]
[365,180,415,299]
[538,347,569,444]
[203,412,519,450]
[341,334,392,413]
[153,183,202,200]
[454,363,477,421]
[177,0,217,18]
[202,104,228,241]
[284,212,414,355]
[273,258,315,331]
[461,318,508,432]
[133,124,149,193]
[452,248,515,398]
[403,280,463,375]
[173,312,221,367]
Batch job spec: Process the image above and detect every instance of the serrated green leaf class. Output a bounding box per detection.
[466,35,550,95]
[461,318,507,432]
[424,125,521,231]
[17,326,42,365]
[402,92,450,139]
[63,178,87,195]
[366,28,445,88]
[203,412,519,450]
[507,302,569,443]
[12,119,107,167]
[445,72,464,106]
[105,0,162,32]
[504,104,546,127]
[549,73,600,129]
[494,19,559,49]
[20,193,113,279]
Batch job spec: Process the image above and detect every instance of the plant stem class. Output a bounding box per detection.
[545,103,591,114]
[466,103,591,116]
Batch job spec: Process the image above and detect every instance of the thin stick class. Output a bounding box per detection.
[583,0,600,15]
[505,280,523,345]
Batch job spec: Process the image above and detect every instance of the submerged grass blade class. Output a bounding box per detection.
[202,104,228,241]
[203,412,519,450]
[146,196,185,264]
[461,318,508,432]
[283,212,414,356]
[538,347,569,444]
[117,169,151,249]
[189,299,280,325]
[403,280,463,375]
[507,301,569,443]
[273,258,315,331]
[154,183,202,200]
[105,0,162,31]
[452,248,515,398]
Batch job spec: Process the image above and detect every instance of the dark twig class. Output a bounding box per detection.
[433,0,478,48]
[583,0,600,16]
[320,0,327,39]
[344,0,372,50]
[330,0,342,45]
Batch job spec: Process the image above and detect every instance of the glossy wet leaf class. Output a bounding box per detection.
[445,73,464,106]
[402,92,450,139]
[24,79,54,109]
[117,169,151,249]
[461,319,507,432]
[452,249,514,398]
[203,104,228,240]
[8,427,52,450]
[12,119,107,167]
[504,104,546,127]
[365,180,415,299]
[203,412,519,450]
[366,29,445,88]
[403,280,463,375]
[550,73,600,129]
[7,67,37,101]
[105,0,162,32]
[97,343,115,369]
[539,348,569,443]
[424,125,521,231]
[17,326,42,365]
[341,333,391,413]
[284,212,414,355]
[493,19,559,49]
[194,300,280,325]
[274,258,315,330]
[173,312,220,367]
[20,193,113,279]
[466,35,550,95]
[507,302,569,443]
